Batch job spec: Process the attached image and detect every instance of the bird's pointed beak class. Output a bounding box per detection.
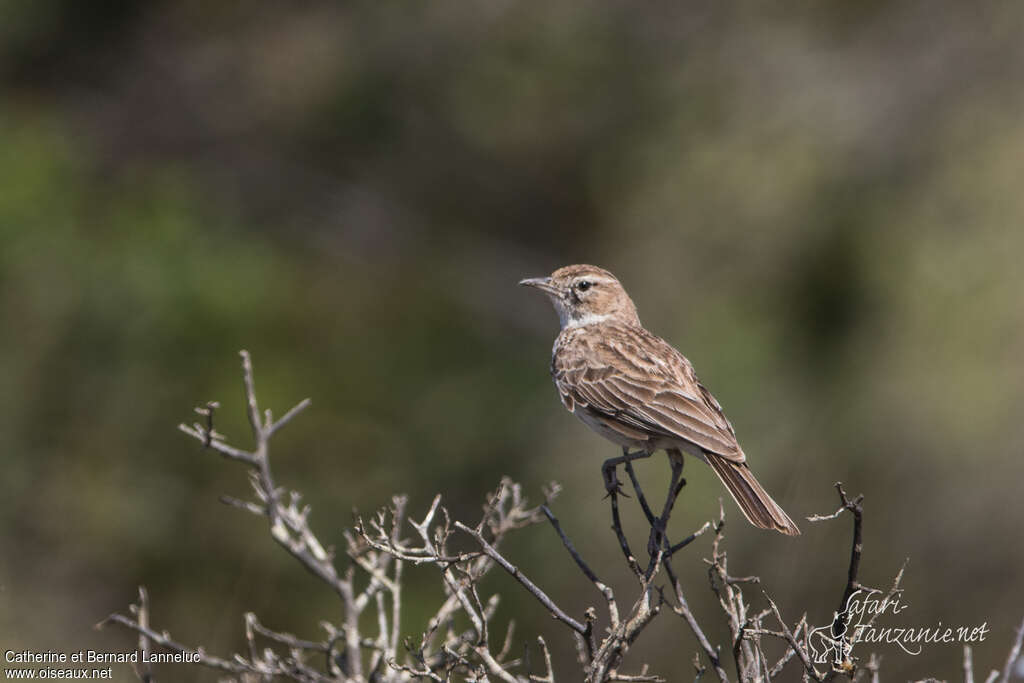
[518,276,558,295]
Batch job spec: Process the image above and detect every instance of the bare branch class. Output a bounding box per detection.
[454,520,588,636]
[542,505,619,631]
[268,397,313,437]
[810,482,865,681]
[529,636,555,683]
[98,601,248,677]
[133,587,153,683]
[764,593,824,682]
[999,617,1024,683]
[670,581,730,683]
[239,349,263,440]
[106,352,1024,683]
[178,422,258,465]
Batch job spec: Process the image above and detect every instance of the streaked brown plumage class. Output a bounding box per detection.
[520,264,800,536]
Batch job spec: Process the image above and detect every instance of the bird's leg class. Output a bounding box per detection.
[601,448,651,498]
[661,450,687,520]
[648,451,686,560]
[603,447,652,576]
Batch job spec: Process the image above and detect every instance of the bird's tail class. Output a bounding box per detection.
[706,456,801,536]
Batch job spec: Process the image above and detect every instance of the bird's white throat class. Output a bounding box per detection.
[562,313,613,329]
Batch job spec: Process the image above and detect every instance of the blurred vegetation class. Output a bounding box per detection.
[1,0,1022,680]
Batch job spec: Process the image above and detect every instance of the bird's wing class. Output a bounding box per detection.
[553,324,745,462]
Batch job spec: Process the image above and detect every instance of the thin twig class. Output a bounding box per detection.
[134,587,153,683]
[529,636,555,683]
[1000,617,1024,683]
[812,482,864,680]
[97,612,248,676]
[454,520,587,636]
[764,593,823,682]
[671,582,730,683]
[542,505,620,632]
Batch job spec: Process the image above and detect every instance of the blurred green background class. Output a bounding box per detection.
[2,1,1022,680]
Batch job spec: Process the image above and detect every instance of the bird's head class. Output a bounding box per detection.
[519,264,640,329]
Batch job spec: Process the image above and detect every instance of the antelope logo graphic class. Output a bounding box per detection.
[808,588,896,665]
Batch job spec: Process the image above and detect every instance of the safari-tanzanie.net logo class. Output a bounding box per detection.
[808,586,990,666]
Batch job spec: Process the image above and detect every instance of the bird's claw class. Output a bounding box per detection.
[602,466,631,498]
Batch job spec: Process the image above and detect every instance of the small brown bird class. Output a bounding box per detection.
[520,264,800,536]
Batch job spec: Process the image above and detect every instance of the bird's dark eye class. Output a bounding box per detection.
[577,281,592,292]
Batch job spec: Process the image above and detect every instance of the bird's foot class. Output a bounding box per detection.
[602,464,630,499]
